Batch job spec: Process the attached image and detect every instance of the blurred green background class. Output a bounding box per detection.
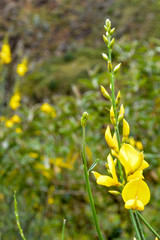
[0,0,160,239]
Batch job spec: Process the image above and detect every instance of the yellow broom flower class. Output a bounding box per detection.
[122,178,150,211]
[92,154,121,187]
[105,126,119,152]
[119,143,149,176]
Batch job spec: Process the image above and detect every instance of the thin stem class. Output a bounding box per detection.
[14,191,26,240]
[134,212,146,240]
[62,219,66,240]
[136,211,160,239]
[129,210,141,240]
[82,127,104,240]
[108,41,124,182]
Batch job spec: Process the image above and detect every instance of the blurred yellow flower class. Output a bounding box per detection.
[48,197,54,205]
[15,128,22,134]
[5,120,14,128]
[0,116,6,122]
[29,152,39,158]
[9,92,21,110]
[0,43,12,64]
[17,59,28,76]
[122,178,150,211]
[92,154,121,187]
[128,137,136,147]
[41,103,56,117]
[11,114,21,123]
[136,141,143,151]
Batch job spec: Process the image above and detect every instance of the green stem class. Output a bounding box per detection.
[136,211,160,239]
[134,212,146,240]
[82,127,104,240]
[14,191,26,240]
[108,41,124,182]
[62,219,66,240]
[129,210,142,240]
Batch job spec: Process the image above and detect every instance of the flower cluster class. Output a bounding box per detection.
[93,19,150,212]
[9,92,21,110]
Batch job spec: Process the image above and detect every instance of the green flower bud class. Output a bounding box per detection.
[110,38,115,48]
[81,112,88,127]
[102,53,109,62]
[103,35,109,45]
[110,28,115,35]
[114,63,121,74]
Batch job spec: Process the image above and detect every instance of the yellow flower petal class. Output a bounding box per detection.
[119,144,144,175]
[122,178,150,207]
[127,170,144,181]
[125,199,144,211]
[97,175,117,187]
[107,154,118,182]
[105,126,118,151]
[92,171,101,180]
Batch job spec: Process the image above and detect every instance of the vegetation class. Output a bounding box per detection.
[0,1,159,239]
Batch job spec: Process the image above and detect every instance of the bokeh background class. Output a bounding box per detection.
[0,0,160,239]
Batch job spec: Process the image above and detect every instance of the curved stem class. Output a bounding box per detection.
[82,127,104,240]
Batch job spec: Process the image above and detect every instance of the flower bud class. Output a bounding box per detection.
[103,35,109,45]
[102,53,109,62]
[105,19,111,29]
[116,91,121,106]
[100,85,111,100]
[118,104,124,122]
[110,28,115,35]
[123,118,130,138]
[81,112,88,127]
[114,63,121,74]
[108,190,121,196]
[110,38,115,48]
[108,61,112,72]
[110,105,116,126]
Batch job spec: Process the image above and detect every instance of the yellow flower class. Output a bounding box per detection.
[5,120,14,128]
[0,43,12,64]
[119,143,149,176]
[0,116,6,122]
[92,154,121,187]
[41,103,56,116]
[9,92,21,110]
[123,118,130,138]
[29,152,39,158]
[17,59,28,76]
[129,137,136,147]
[105,126,119,152]
[122,178,150,211]
[48,197,54,205]
[11,114,21,123]
[136,141,143,151]
[15,128,22,134]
